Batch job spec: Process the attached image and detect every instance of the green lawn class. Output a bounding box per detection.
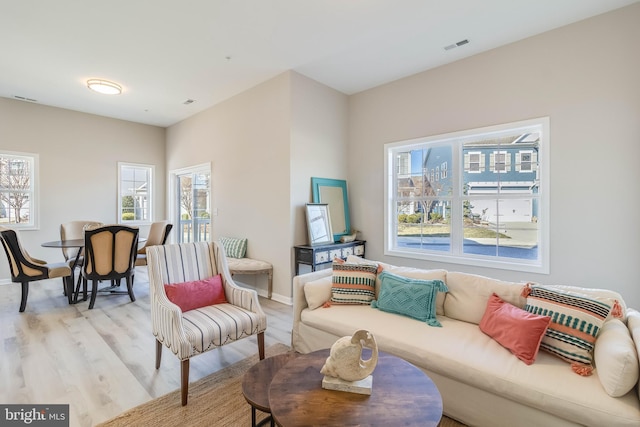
[397,223,510,239]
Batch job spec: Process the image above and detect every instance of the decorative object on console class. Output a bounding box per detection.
[372,270,448,327]
[320,329,378,395]
[340,229,358,243]
[311,177,350,242]
[305,203,334,245]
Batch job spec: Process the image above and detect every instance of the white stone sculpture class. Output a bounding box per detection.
[320,330,378,394]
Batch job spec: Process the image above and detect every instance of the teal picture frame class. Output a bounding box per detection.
[311,177,350,242]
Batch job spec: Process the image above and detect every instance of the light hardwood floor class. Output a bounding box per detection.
[0,267,293,427]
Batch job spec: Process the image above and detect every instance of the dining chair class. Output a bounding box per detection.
[60,220,103,290]
[80,224,139,309]
[147,241,267,405]
[0,226,72,312]
[134,221,173,266]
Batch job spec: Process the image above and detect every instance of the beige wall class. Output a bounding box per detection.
[166,71,348,303]
[348,4,640,307]
[0,98,166,280]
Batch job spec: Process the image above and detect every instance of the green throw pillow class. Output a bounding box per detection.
[372,270,448,327]
[219,236,247,259]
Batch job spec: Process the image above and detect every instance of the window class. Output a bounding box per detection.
[118,162,153,224]
[0,152,38,229]
[384,117,549,273]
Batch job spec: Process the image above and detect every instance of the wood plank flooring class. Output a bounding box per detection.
[0,267,293,427]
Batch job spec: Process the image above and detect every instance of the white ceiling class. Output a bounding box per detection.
[1,0,637,128]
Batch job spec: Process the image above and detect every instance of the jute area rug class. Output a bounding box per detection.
[98,343,465,427]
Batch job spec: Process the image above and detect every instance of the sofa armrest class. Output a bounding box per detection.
[291,269,332,347]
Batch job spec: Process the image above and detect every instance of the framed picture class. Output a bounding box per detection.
[305,203,334,245]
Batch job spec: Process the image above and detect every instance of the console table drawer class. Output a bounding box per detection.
[294,240,366,275]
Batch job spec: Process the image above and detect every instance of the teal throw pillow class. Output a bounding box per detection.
[219,236,247,259]
[371,270,448,327]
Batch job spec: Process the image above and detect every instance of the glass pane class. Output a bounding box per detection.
[0,192,31,224]
[463,199,539,260]
[396,200,451,252]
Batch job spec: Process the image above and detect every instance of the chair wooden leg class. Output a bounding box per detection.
[89,280,98,309]
[19,281,29,312]
[126,275,135,302]
[257,331,265,360]
[181,359,190,406]
[155,339,162,369]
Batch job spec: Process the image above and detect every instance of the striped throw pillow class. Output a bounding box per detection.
[330,261,378,305]
[524,285,613,370]
[219,237,247,259]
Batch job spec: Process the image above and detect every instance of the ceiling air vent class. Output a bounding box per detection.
[14,95,37,102]
[444,39,470,51]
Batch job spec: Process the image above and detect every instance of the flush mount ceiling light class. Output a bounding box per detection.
[87,79,122,95]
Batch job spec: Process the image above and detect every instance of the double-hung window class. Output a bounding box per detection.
[118,162,154,224]
[384,117,549,273]
[0,152,38,229]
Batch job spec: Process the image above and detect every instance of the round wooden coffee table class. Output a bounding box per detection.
[242,352,299,427]
[269,349,442,427]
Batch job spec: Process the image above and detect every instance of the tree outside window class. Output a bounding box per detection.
[0,153,37,228]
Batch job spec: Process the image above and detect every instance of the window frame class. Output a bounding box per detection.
[384,117,550,274]
[0,151,39,230]
[117,162,154,225]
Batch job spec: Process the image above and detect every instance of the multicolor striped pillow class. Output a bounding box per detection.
[219,236,247,259]
[523,285,614,371]
[330,261,378,305]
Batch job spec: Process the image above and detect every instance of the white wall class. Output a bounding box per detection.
[166,73,292,301]
[0,97,166,280]
[348,4,640,307]
[166,71,349,302]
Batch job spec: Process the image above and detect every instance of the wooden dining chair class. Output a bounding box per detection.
[0,226,71,312]
[135,221,173,266]
[60,220,103,291]
[80,224,139,309]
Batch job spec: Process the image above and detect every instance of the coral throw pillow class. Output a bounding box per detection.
[164,274,227,312]
[480,293,551,365]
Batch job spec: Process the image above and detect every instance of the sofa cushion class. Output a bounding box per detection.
[345,255,448,315]
[594,319,639,397]
[524,285,614,369]
[444,272,526,325]
[371,270,448,326]
[164,274,227,312]
[330,261,378,305]
[219,236,247,258]
[479,293,551,365]
[304,276,333,310]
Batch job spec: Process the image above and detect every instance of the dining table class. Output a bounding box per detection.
[41,239,85,304]
[41,237,146,304]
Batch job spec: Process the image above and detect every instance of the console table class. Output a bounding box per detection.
[293,240,366,275]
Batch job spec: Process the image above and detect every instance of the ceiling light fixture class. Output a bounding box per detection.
[87,79,122,95]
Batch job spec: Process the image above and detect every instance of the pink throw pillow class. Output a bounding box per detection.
[164,274,228,312]
[480,293,551,365]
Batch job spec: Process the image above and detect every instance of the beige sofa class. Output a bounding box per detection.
[292,256,640,427]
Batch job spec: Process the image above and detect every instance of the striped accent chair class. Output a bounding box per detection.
[147,241,267,405]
